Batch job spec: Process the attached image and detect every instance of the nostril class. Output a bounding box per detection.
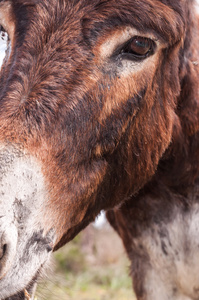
[0,243,11,279]
[0,244,7,260]
[0,242,13,279]
[0,225,18,279]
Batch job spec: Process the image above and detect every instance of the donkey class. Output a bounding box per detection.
[0,0,198,299]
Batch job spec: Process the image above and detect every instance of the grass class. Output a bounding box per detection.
[36,225,136,300]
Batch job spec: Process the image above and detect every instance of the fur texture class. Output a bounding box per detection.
[0,0,198,299]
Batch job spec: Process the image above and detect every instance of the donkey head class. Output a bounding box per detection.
[0,0,197,298]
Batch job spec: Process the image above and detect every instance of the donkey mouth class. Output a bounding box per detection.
[4,272,40,300]
[4,289,31,300]
[0,226,54,299]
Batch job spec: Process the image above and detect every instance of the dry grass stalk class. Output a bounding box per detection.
[24,289,31,300]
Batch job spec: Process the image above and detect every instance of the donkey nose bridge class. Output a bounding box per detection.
[0,223,18,279]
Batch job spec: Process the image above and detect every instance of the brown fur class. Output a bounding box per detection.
[0,0,198,298]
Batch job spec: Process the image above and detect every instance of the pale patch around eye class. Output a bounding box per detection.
[0,1,15,71]
[0,27,10,69]
[98,27,162,60]
[95,27,166,78]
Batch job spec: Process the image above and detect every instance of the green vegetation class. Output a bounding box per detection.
[36,225,136,300]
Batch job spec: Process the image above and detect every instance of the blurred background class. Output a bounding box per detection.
[36,213,135,300]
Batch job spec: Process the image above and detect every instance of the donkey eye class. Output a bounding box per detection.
[0,25,10,69]
[0,25,9,41]
[119,36,156,60]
